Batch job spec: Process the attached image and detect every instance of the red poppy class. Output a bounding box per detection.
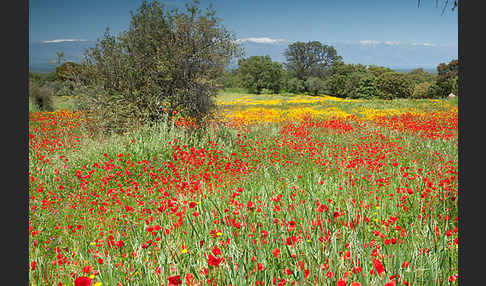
[372,258,385,275]
[272,248,280,259]
[337,279,347,286]
[168,275,182,285]
[74,276,93,286]
[82,266,92,274]
[211,246,221,256]
[208,254,223,267]
[287,221,296,232]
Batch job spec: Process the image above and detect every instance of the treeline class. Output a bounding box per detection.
[222,41,458,99]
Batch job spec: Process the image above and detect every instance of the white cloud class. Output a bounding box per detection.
[359,40,381,45]
[412,42,437,47]
[384,41,400,46]
[236,37,286,44]
[43,39,88,43]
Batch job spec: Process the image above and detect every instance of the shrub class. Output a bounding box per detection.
[238,56,283,94]
[351,75,379,99]
[427,83,439,99]
[285,77,306,94]
[325,72,366,98]
[72,0,240,134]
[29,84,54,111]
[305,76,326,96]
[412,82,432,99]
[434,59,458,98]
[375,72,414,99]
[56,61,84,82]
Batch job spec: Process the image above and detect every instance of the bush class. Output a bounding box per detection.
[412,82,432,99]
[325,72,366,98]
[305,76,326,96]
[238,56,283,94]
[427,83,439,99]
[351,75,379,99]
[56,61,84,82]
[72,0,240,134]
[285,77,306,94]
[29,84,55,111]
[434,59,458,98]
[375,72,414,99]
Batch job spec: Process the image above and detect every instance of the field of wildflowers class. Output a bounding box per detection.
[29,92,457,286]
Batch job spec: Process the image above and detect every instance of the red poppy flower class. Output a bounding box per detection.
[212,246,221,256]
[74,276,92,286]
[82,266,92,274]
[168,275,182,285]
[287,221,296,232]
[337,279,347,286]
[208,254,223,267]
[272,248,280,259]
[372,258,385,275]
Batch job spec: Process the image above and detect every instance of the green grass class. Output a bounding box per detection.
[28,93,457,286]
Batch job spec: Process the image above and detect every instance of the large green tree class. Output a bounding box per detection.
[73,0,241,133]
[375,71,414,99]
[284,41,341,82]
[237,55,283,94]
[434,59,458,97]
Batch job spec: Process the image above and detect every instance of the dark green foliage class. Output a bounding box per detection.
[285,77,306,94]
[56,62,84,82]
[284,41,341,82]
[406,68,436,86]
[434,59,458,97]
[367,65,394,78]
[29,84,54,111]
[325,66,368,98]
[237,55,283,94]
[29,71,57,86]
[451,76,458,96]
[220,69,242,89]
[427,83,439,99]
[305,76,326,96]
[375,72,414,99]
[325,74,353,98]
[412,82,432,99]
[351,75,379,99]
[72,0,240,133]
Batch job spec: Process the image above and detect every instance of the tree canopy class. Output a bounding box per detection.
[73,0,241,133]
[284,41,342,81]
[237,56,283,94]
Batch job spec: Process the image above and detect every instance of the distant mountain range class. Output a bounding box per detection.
[30,40,456,73]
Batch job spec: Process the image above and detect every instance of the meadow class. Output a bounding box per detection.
[29,91,458,286]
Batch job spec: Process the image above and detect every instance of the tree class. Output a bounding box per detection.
[412,82,432,98]
[406,68,436,86]
[284,41,342,82]
[375,72,414,99]
[324,62,369,98]
[55,61,85,82]
[73,0,241,133]
[367,65,394,78]
[305,76,326,96]
[352,75,380,99]
[434,59,458,97]
[285,77,306,94]
[237,56,283,94]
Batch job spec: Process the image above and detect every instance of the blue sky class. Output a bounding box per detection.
[29,0,458,70]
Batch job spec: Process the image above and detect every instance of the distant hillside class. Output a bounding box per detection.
[30,40,455,73]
